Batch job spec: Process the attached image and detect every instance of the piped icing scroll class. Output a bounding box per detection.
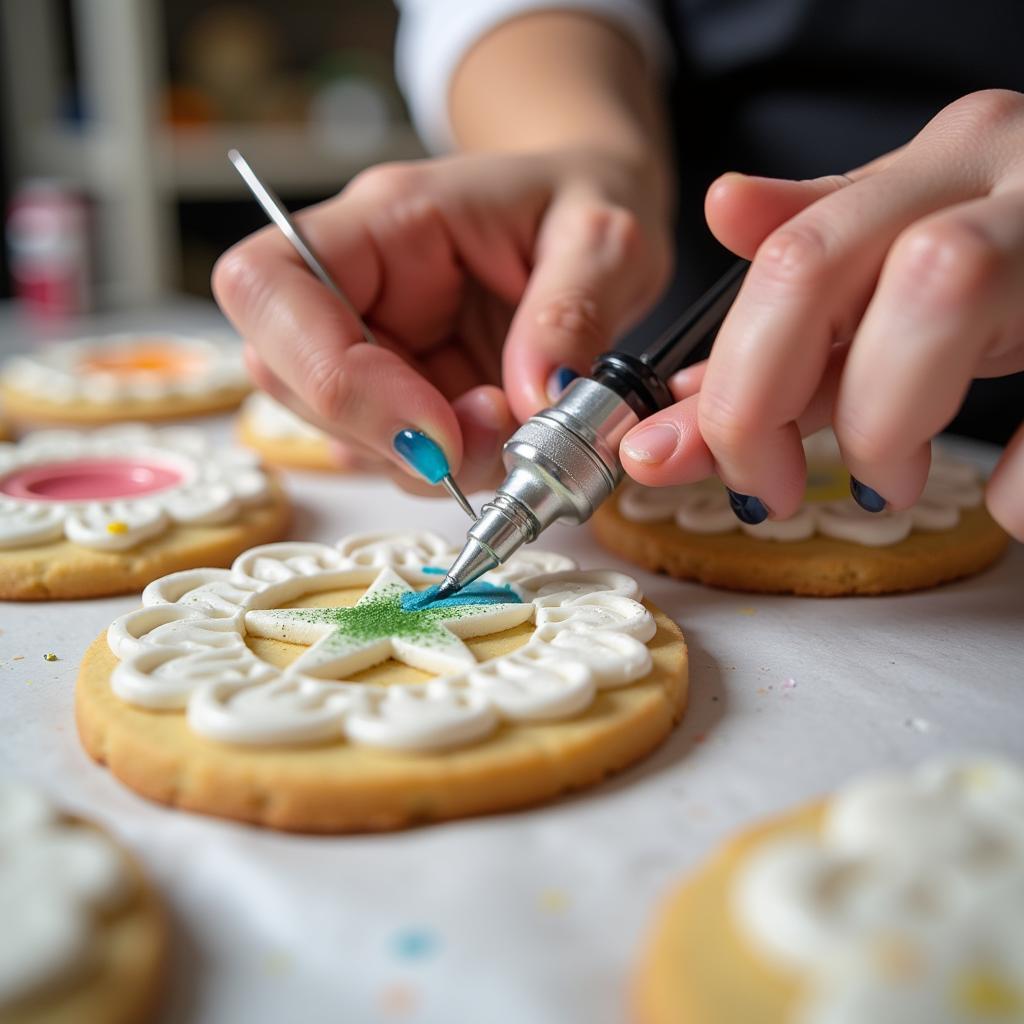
[733,758,1024,1024]
[1,333,247,405]
[0,424,271,550]
[619,434,983,547]
[106,530,658,752]
[0,780,132,1009]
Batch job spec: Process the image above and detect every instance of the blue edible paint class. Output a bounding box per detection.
[421,566,446,575]
[401,580,521,611]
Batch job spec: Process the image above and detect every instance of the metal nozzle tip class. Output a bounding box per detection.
[433,575,462,601]
[441,475,476,519]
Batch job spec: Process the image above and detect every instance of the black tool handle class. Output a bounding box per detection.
[591,259,748,418]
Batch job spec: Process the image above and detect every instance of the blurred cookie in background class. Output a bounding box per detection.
[236,391,338,472]
[0,332,250,426]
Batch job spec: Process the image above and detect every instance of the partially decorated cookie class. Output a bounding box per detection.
[0,780,166,1024]
[76,530,688,832]
[236,392,335,471]
[636,757,1024,1024]
[0,332,249,425]
[594,434,1009,595]
[0,424,289,599]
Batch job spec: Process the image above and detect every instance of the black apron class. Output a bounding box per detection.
[630,0,1024,442]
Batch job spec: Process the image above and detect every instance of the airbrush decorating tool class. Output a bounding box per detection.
[227,148,476,519]
[437,260,749,598]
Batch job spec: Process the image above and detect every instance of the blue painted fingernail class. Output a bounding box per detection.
[392,429,449,484]
[850,477,886,513]
[726,488,769,525]
[546,366,579,402]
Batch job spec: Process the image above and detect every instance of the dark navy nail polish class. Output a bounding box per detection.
[392,429,450,484]
[546,366,579,402]
[726,489,769,525]
[850,477,886,513]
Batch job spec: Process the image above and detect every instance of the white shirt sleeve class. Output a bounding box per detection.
[394,0,670,152]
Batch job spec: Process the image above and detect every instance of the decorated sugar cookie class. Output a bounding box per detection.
[0,332,250,425]
[636,757,1024,1024]
[0,424,289,599]
[75,530,688,832]
[0,780,165,1024]
[594,433,1009,595]
[236,392,335,471]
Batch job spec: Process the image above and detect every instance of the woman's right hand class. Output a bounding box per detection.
[213,146,672,494]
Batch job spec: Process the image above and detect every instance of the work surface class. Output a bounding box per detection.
[1,302,1022,1024]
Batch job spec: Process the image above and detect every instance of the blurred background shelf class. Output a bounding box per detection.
[0,0,421,305]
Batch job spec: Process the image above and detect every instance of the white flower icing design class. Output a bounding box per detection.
[242,392,328,443]
[734,758,1024,1024]
[0,781,130,1009]
[1,332,247,404]
[0,425,271,551]
[619,435,983,547]
[107,531,658,752]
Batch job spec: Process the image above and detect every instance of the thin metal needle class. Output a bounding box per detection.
[228,148,477,522]
[227,148,378,347]
[441,477,476,519]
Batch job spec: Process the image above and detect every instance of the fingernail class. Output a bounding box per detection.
[621,422,680,465]
[546,366,579,402]
[726,488,769,525]
[850,477,886,513]
[392,429,450,484]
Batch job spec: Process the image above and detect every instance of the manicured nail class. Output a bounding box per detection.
[392,429,450,484]
[546,366,579,402]
[621,422,680,465]
[850,477,886,513]
[726,489,769,525]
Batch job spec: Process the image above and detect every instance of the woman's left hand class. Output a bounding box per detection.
[619,89,1024,541]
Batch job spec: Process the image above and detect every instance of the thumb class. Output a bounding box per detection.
[502,195,669,422]
[704,171,855,259]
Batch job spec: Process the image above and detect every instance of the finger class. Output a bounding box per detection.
[450,385,517,493]
[216,230,465,477]
[698,155,986,519]
[703,148,908,258]
[835,190,1024,508]
[668,360,707,401]
[503,193,669,421]
[621,342,847,486]
[987,420,1024,540]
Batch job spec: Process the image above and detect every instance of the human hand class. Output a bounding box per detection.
[214,147,670,494]
[619,89,1024,540]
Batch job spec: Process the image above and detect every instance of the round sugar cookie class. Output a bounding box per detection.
[635,756,1024,1024]
[236,392,336,471]
[595,435,1008,596]
[0,780,166,1024]
[76,531,689,833]
[0,332,250,425]
[0,424,289,600]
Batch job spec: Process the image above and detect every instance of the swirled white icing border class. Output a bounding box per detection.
[105,531,661,752]
[0,424,271,551]
[619,441,983,547]
[1,332,248,405]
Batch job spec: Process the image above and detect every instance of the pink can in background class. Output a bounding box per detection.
[6,179,91,321]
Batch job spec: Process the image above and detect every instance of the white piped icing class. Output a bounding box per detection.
[733,758,1024,1024]
[0,781,131,1009]
[0,333,247,404]
[241,392,328,442]
[106,531,658,752]
[0,425,271,551]
[620,434,983,547]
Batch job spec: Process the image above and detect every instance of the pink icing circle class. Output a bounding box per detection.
[0,458,183,501]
